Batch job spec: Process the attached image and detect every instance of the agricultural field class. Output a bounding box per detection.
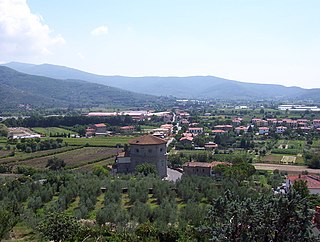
[0,146,79,165]
[260,154,304,165]
[31,127,77,137]
[72,157,116,172]
[61,136,135,147]
[14,147,118,169]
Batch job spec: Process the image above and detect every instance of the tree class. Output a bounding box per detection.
[136,163,157,176]
[202,190,317,241]
[0,209,18,240]
[292,179,309,198]
[37,212,80,242]
[46,157,66,171]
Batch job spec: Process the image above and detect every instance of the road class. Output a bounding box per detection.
[254,163,320,174]
[166,167,182,182]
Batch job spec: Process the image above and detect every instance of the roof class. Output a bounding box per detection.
[180,136,193,142]
[259,127,269,130]
[183,161,230,168]
[94,123,106,127]
[212,129,226,133]
[287,175,320,189]
[129,135,167,145]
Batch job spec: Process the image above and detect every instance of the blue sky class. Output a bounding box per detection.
[1,0,320,88]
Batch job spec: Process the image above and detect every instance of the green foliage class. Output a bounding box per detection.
[292,180,310,198]
[0,207,19,240]
[203,190,317,241]
[37,212,80,242]
[46,156,66,171]
[136,163,157,176]
[0,124,8,137]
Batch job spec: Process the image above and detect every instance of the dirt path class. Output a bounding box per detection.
[254,163,320,174]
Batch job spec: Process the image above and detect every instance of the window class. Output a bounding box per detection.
[160,148,163,152]
[136,149,139,153]
[148,149,152,153]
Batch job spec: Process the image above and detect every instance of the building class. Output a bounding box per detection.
[114,135,167,178]
[188,127,203,134]
[235,126,249,135]
[213,125,233,131]
[286,175,320,194]
[120,126,135,133]
[204,142,218,150]
[92,123,107,135]
[313,120,320,128]
[259,127,269,135]
[276,126,287,134]
[183,161,230,177]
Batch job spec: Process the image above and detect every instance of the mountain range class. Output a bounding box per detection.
[0,66,170,111]
[3,62,320,101]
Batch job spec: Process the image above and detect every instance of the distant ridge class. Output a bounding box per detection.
[3,62,320,100]
[0,66,170,110]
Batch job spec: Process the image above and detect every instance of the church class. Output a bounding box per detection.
[114,135,168,178]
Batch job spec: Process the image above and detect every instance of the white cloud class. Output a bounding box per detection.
[0,0,65,61]
[77,52,85,60]
[91,25,108,36]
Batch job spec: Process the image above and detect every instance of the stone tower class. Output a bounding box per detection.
[128,135,167,178]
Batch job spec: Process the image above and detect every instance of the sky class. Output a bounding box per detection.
[0,0,320,88]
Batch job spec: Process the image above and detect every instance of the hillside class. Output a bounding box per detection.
[0,66,170,110]
[4,62,320,100]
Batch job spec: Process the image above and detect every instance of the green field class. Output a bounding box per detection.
[61,136,135,147]
[31,127,77,136]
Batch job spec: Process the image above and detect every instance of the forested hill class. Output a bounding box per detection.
[4,62,320,100]
[0,66,170,110]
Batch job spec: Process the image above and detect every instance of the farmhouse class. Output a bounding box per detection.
[183,161,230,177]
[276,126,287,134]
[259,127,269,135]
[114,135,167,178]
[235,126,249,134]
[286,175,320,194]
[188,127,203,134]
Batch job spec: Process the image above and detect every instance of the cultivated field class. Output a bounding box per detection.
[32,127,77,136]
[62,136,135,147]
[14,147,118,169]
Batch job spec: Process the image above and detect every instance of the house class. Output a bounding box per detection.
[298,127,311,133]
[183,161,230,177]
[204,142,218,150]
[179,136,194,144]
[160,124,174,135]
[188,127,203,135]
[235,126,249,135]
[114,135,167,178]
[212,129,226,135]
[232,117,243,126]
[259,127,269,135]
[92,123,107,135]
[267,118,277,125]
[213,125,233,131]
[286,175,320,194]
[313,120,320,128]
[276,126,287,134]
[120,126,135,133]
[180,119,190,126]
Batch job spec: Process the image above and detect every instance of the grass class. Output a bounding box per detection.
[31,127,77,137]
[65,196,80,216]
[88,193,105,219]
[62,136,135,147]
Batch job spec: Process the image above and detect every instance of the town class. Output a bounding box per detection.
[1,101,320,240]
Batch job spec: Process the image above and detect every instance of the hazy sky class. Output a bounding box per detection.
[1,0,320,88]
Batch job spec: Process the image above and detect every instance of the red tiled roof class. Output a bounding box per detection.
[212,129,226,133]
[183,161,230,168]
[287,175,320,189]
[94,123,106,127]
[180,136,193,142]
[259,127,269,130]
[129,135,167,145]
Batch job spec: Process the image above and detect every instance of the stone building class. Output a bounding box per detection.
[114,135,167,178]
